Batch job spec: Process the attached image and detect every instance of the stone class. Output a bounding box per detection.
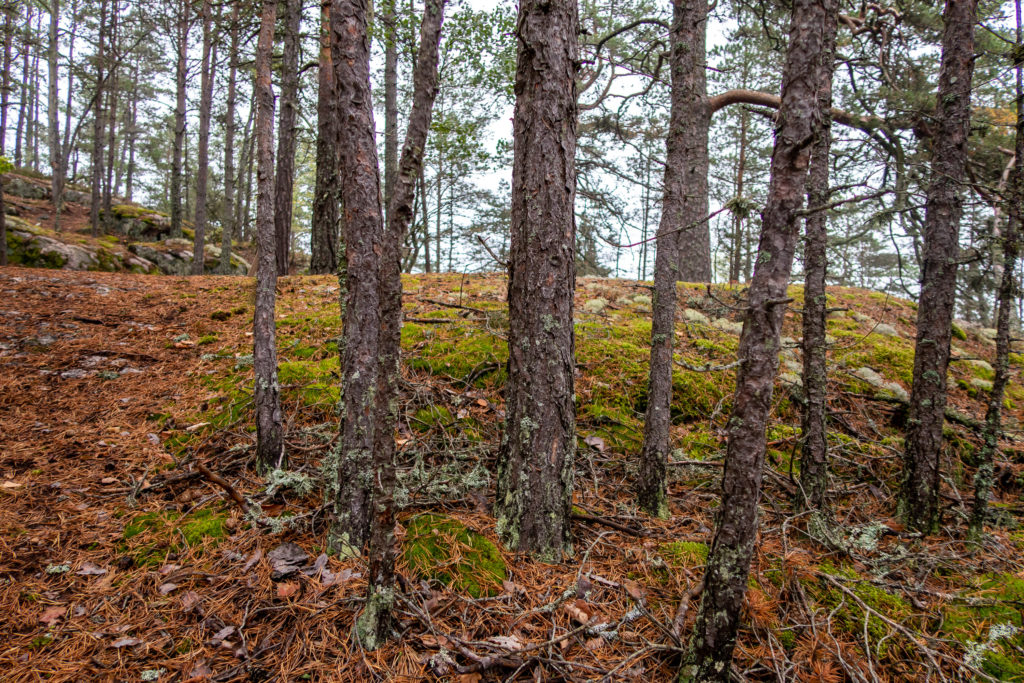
[712,317,743,335]
[851,366,909,402]
[872,323,899,337]
[681,308,709,325]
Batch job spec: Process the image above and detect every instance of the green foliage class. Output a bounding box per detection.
[661,541,709,568]
[402,514,506,598]
[413,405,453,432]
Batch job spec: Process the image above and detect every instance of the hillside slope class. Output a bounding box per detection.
[1,269,1023,681]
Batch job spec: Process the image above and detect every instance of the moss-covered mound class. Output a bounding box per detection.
[402,513,507,598]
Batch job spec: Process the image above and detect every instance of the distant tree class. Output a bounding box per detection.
[191,0,215,275]
[274,0,302,275]
[219,0,241,274]
[310,0,340,275]
[170,0,189,239]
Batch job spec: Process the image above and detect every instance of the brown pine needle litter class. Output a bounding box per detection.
[2,267,1024,681]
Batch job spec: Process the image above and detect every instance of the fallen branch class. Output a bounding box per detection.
[571,512,647,536]
[194,461,251,516]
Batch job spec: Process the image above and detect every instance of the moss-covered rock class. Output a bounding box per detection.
[402,514,506,597]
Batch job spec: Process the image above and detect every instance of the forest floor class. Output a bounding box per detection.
[2,266,1024,682]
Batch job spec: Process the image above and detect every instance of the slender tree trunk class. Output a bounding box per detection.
[899,0,978,533]
[237,88,256,244]
[1,4,13,266]
[125,63,137,202]
[420,168,431,272]
[170,0,188,239]
[274,0,301,276]
[310,0,340,274]
[47,0,63,233]
[28,23,41,173]
[14,6,29,168]
[253,0,283,470]
[729,111,748,283]
[220,1,240,274]
[89,0,107,236]
[672,1,710,284]
[637,0,711,518]
[191,0,215,275]
[382,0,398,219]
[330,0,387,555]
[102,5,118,231]
[970,0,1022,538]
[798,9,839,516]
[356,0,444,648]
[685,0,837,678]
[494,0,578,561]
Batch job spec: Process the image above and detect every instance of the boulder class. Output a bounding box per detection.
[3,174,50,200]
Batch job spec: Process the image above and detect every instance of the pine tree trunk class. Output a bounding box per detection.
[330,0,387,555]
[47,0,63,233]
[356,0,444,648]
[798,9,838,515]
[494,0,578,561]
[191,0,215,275]
[1,4,12,265]
[220,1,240,274]
[970,0,1022,538]
[637,0,711,518]
[253,0,283,470]
[671,0,711,284]
[170,0,188,239]
[310,0,341,275]
[382,0,398,219]
[899,0,978,533]
[274,0,302,276]
[102,7,119,233]
[89,0,108,236]
[685,0,837,678]
[14,6,28,168]
[125,64,137,202]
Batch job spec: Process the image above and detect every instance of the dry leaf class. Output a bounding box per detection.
[110,637,142,648]
[622,578,646,602]
[459,674,483,683]
[487,635,524,651]
[276,582,299,598]
[564,598,595,625]
[76,562,107,576]
[585,637,605,651]
[39,605,65,625]
[1,480,22,489]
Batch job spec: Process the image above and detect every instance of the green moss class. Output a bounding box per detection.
[278,358,339,385]
[942,574,1024,678]
[412,405,453,432]
[677,426,720,460]
[835,331,916,385]
[210,310,232,321]
[402,514,506,598]
[403,323,507,386]
[951,321,968,341]
[197,334,218,346]
[6,231,67,269]
[805,563,914,655]
[661,541,709,568]
[121,508,229,565]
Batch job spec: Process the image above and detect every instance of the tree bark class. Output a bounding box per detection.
[220,0,240,274]
[274,0,302,276]
[89,0,108,236]
[310,0,341,275]
[637,0,711,518]
[970,0,1021,539]
[102,5,119,232]
[382,0,398,219]
[685,0,837,678]
[191,0,215,275]
[356,0,444,649]
[671,0,710,284]
[14,4,29,168]
[899,0,977,533]
[47,0,63,233]
[1,3,13,265]
[798,8,839,515]
[330,0,387,555]
[253,0,284,470]
[494,0,578,561]
[170,0,188,239]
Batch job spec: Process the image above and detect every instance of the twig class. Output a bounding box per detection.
[571,512,646,536]
[194,461,251,516]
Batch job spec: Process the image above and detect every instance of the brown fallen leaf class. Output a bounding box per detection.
[276,582,299,598]
[39,605,66,625]
[564,598,595,625]
[110,637,142,648]
[622,578,646,602]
